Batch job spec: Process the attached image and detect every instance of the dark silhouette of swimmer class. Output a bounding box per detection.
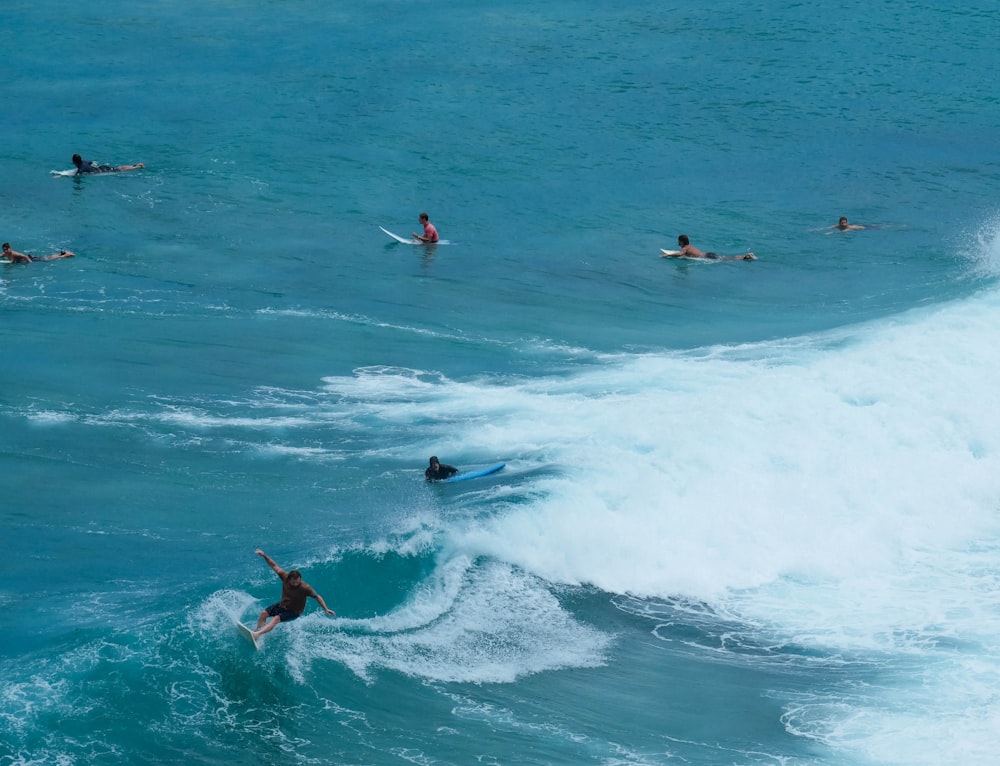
[425,456,459,481]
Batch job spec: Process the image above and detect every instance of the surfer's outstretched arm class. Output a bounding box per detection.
[255,549,287,579]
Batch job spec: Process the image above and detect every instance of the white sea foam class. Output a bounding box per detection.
[304,271,1000,764]
[399,286,1000,608]
[472,291,998,764]
[297,268,1000,626]
[24,410,76,425]
[286,557,611,685]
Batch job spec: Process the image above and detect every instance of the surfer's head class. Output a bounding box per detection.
[2,243,10,253]
[419,212,430,223]
[429,456,439,466]
[838,217,849,228]
[678,234,690,247]
[287,570,302,585]
[72,154,83,167]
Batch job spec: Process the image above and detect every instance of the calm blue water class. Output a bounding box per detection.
[4,1,1000,764]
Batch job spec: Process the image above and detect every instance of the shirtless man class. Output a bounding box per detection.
[252,549,335,640]
[831,216,865,231]
[661,235,756,260]
[2,242,76,263]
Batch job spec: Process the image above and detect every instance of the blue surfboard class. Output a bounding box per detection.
[440,463,506,483]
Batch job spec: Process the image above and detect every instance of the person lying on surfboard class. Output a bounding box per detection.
[425,456,459,481]
[412,212,439,243]
[71,153,145,175]
[2,242,75,263]
[251,549,335,641]
[661,234,756,260]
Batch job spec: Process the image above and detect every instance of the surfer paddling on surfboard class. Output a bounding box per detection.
[250,549,335,641]
[71,153,144,175]
[661,235,756,260]
[2,242,75,263]
[412,212,439,243]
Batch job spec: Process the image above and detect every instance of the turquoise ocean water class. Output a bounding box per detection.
[4,1,1000,764]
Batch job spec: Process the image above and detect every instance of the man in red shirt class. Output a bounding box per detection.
[413,212,439,243]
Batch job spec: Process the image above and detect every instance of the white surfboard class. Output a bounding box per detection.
[237,621,260,650]
[380,226,451,245]
[0,259,12,265]
[380,226,422,244]
[660,249,709,260]
[660,250,713,262]
[50,168,79,177]
[660,248,755,261]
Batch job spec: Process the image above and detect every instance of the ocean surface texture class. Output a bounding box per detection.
[3,1,1000,764]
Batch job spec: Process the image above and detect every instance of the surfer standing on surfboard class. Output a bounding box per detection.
[71,153,144,175]
[412,212,439,243]
[251,549,335,641]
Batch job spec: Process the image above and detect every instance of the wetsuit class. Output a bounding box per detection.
[75,159,116,174]
[425,462,458,481]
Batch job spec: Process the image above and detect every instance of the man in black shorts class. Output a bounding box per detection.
[71,153,144,174]
[2,242,75,263]
[252,549,335,641]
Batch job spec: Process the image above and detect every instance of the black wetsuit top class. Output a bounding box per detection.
[425,463,459,481]
[76,159,114,174]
